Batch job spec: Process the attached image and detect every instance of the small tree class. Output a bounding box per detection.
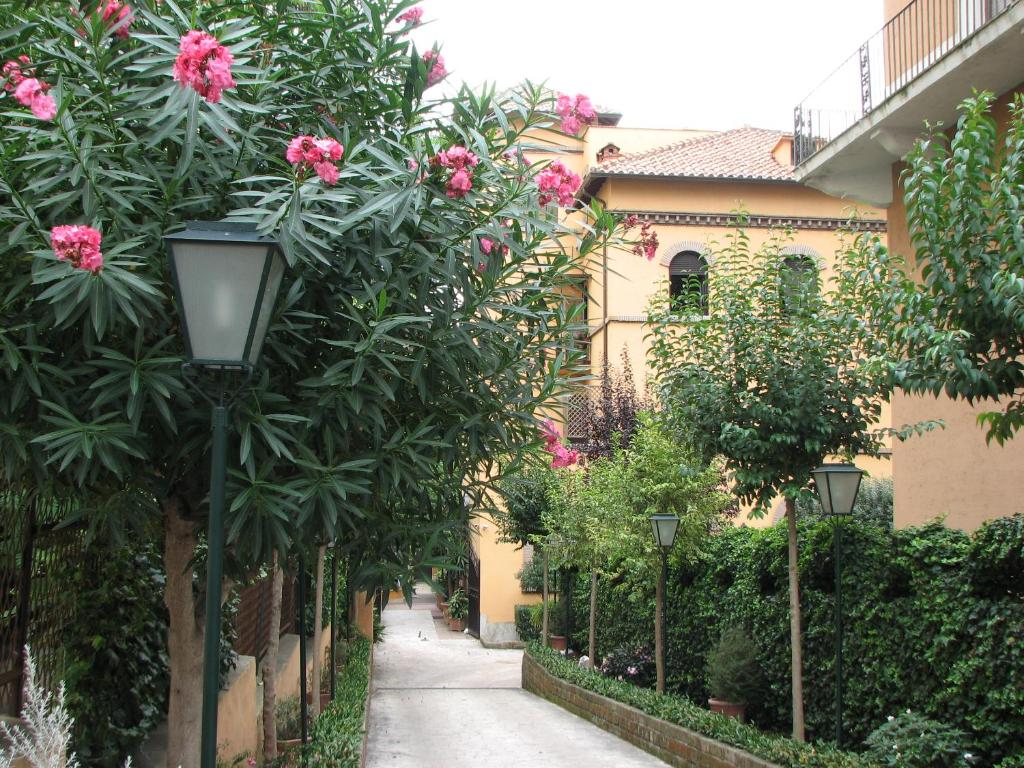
[844,91,1024,445]
[648,225,897,739]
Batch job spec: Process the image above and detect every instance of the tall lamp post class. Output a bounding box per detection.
[650,513,680,694]
[811,463,863,748]
[166,221,285,768]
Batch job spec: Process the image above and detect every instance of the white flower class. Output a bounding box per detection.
[887,715,895,722]
[906,708,912,714]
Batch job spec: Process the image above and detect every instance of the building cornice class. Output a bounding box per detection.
[615,210,887,232]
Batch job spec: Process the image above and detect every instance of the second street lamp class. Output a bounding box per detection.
[650,513,680,694]
[166,220,285,768]
[811,463,863,748]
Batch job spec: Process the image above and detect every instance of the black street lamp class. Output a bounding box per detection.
[811,463,864,748]
[650,514,680,694]
[166,221,285,768]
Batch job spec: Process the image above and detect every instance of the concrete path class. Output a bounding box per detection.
[365,586,669,768]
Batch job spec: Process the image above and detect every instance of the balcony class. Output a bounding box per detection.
[794,0,1024,206]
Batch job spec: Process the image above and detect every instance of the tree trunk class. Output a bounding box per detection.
[655,554,666,694]
[163,496,204,768]
[310,545,326,718]
[786,497,806,741]
[541,549,549,647]
[261,553,284,762]
[588,567,598,668]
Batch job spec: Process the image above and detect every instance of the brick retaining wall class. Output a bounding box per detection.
[521,653,779,768]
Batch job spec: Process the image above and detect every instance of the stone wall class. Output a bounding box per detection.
[521,653,778,768]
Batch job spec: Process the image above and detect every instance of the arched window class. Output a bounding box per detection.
[669,251,708,313]
[781,255,818,311]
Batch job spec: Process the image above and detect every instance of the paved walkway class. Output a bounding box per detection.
[365,586,669,768]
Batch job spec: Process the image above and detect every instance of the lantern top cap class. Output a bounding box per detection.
[165,220,278,245]
[812,463,863,473]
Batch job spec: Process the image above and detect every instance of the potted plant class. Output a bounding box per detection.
[276,696,305,759]
[446,588,469,632]
[706,627,763,722]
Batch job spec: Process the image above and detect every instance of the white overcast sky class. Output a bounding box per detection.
[409,1,883,132]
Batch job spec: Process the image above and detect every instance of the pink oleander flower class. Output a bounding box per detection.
[540,418,561,448]
[550,444,580,469]
[554,92,597,136]
[476,260,486,273]
[100,0,134,38]
[407,158,419,171]
[286,134,345,185]
[537,160,581,208]
[398,6,423,25]
[51,225,104,273]
[14,78,56,120]
[626,216,659,260]
[173,30,236,104]
[431,144,479,198]
[2,56,30,92]
[422,50,446,88]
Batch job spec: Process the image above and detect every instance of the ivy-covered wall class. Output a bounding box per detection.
[570,516,1024,765]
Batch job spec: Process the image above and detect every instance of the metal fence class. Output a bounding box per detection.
[0,490,85,715]
[794,0,1016,166]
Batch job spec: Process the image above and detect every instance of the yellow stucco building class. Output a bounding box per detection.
[471,111,892,645]
[795,0,1024,531]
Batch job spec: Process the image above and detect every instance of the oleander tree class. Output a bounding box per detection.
[842,91,1024,445]
[0,1,635,764]
[647,225,910,740]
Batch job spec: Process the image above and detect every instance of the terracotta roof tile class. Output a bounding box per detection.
[594,127,794,182]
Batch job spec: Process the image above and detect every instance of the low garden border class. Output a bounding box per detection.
[523,644,868,768]
[304,635,375,767]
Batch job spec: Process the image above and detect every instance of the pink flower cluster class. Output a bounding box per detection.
[286,135,345,184]
[398,6,423,25]
[537,160,581,208]
[172,30,236,104]
[555,93,596,136]
[51,225,104,273]
[625,215,659,260]
[541,418,579,469]
[3,57,56,121]
[431,145,479,199]
[99,0,134,38]
[422,50,446,88]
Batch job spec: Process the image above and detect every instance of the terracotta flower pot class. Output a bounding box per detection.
[448,617,466,631]
[548,635,568,652]
[708,698,746,722]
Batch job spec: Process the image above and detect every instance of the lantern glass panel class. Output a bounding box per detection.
[247,251,285,365]
[171,240,272,365]
[811,464,863,517]
[650,514,681,548]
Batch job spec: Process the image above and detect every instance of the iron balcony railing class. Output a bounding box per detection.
[793,0,1017,166]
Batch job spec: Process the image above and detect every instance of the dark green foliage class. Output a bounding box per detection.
[527,643,870,768]
[514,604,540,643]
[497,467,552,547]
[515,556,544,593]
[706,627,764,705]
[446,588,468,620]
[797,477,894,529]
[306,637,371,767]
[966,514,1024,597]
[599,644,656,689]
[864,711,975,767]
[570,518,1024,763]
[60,539,168,767]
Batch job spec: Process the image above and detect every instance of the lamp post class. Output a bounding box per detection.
[166,221,285,768]
[811,463,863,748]
[650,514,680,694]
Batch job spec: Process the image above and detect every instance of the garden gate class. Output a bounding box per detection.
[467,541,480,638]
[0,489,85,715]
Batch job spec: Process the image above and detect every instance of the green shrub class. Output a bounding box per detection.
[599,644,655,689]
[516,556,545,593]
[447,588,468,620]
[306,637,371,767]
[706,627,764,706]
[514,605,539,643]
[570,517,1024,762]
[864,710,976,767]
[276,697,304,741]
[527,643,870,768]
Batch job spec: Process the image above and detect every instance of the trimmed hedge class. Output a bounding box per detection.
[305,636,371,767]
[569,516,1024,765]
[527,643,871,767]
